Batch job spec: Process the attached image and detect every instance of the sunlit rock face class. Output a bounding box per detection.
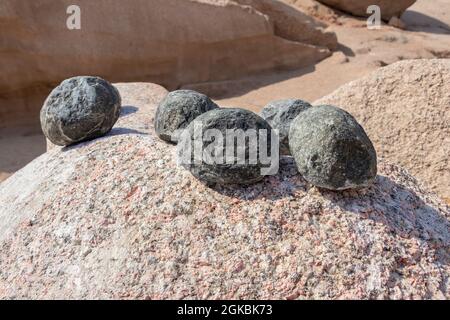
[0,0,336,122]
[315,59,450,200]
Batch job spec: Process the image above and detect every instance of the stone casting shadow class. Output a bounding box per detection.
[402,11,450,34]
[202,65,316,100]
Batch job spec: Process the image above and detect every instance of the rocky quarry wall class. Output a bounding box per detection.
[0,0,336,123]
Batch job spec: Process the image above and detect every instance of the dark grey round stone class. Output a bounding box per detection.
[155,90,219,143]
[260,99,311,155]
[177,108,275,185]
[289,105,377,190]
[40,76,121,146]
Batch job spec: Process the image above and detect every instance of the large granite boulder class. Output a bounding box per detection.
[315,59,450,200]
[233,0,337,49]
[0,83,448,299]
[289,105,377,190]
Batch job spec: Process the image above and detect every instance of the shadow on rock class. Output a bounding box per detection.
[186,65,316,100]
[403,11,450,34]
[321,175,450,263]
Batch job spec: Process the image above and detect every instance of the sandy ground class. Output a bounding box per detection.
[0,0,449,189]
[213,1,450,110]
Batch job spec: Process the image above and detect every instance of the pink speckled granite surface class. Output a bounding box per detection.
[0,83,448,299]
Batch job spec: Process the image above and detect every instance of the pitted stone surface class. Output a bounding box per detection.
[40,76,121,146]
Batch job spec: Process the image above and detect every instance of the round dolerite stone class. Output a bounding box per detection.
[155,90,219,143]
[289,105,377,190]
[260,99,311,155]
[177,108,276,185]
[40,76,121,146]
